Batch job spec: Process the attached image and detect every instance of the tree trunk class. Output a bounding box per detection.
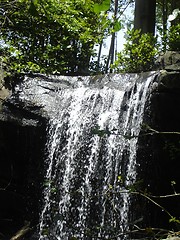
[105,0,118,73]
[134,0,156,34]
[105,32,116,73]
[97,41,103,71]
[162,0,168,51]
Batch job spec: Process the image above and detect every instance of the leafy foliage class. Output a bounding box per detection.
[0,0,106,75]
[112,29,158,73]
[0,1,179,76]
[168,23,180,51]
[94,0,111,13]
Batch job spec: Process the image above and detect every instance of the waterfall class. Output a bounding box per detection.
[34,73,156,240]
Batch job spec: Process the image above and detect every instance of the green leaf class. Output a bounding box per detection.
[113,20,122,32]
[51,187,57,193]
[91,126,111,137]
[169,216,180,224]
[94,0,111,13]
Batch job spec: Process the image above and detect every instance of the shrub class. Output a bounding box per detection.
[168,23,180,51]
[112,29,158,73]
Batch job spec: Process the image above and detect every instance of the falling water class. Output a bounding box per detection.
[33,73,156,240]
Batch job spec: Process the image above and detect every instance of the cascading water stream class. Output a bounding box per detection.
[28,73,157,240]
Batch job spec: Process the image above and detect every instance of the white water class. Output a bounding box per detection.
[36,73,155,240]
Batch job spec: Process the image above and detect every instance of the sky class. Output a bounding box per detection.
[96,4,134,57]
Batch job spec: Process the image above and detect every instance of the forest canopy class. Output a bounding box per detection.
[0,0,180,75]
[0,0,107,75]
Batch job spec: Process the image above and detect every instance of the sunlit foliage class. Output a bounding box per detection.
[0,0,107,75]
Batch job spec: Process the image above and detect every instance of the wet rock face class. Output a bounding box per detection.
[0,75,47,239]
[136,70,180,231]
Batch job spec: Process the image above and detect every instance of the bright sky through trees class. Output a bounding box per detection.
[95,4,134,59]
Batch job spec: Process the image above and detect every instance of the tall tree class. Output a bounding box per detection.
[134,0,156,34]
